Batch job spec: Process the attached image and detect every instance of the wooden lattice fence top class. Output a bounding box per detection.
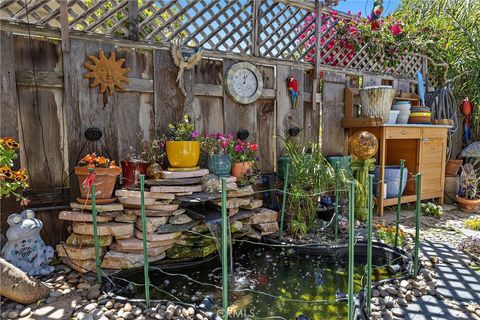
[0,0,424,80]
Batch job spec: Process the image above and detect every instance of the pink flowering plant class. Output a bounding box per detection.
[199,133,234,155]
[167,114,199,141]
[228,139,259,164]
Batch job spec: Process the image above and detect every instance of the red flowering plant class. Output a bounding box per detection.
[199,133,234,156]
[228,139,259,164]
[78,153,118,168]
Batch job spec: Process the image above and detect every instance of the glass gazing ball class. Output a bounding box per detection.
[146,162,162,179]
[348,131,378,160]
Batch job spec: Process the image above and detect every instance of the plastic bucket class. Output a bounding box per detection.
[373,165,408,198]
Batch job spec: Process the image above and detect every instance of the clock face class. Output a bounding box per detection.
[226,62,263,105]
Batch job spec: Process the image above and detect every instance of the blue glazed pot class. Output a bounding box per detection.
[208,154,232,177]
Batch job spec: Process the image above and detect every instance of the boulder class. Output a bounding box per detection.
[253,222,279,235]
[60,257,96,273]
[72,222,134,239]
[56,244,104,261]
[101,250,166,269]
[210,197,251,209]
[150,185,202,193]
[249,208,278,224]
[59,211,113,223]
[65,233,113,247]
[241,199,263,210]
[161,169,209,179]
[135,230,181,242]
[168,214,193,225]
[227,185,254,198]
[70,202,123,212]
[115,189,175,200]
[135,216,169,233]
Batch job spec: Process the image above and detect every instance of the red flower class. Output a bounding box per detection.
[250,144,258,152]
[389,23,403,36]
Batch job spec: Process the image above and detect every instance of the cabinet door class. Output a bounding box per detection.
[419,138,446,195]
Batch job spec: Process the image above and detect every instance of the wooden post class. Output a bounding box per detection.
[251,0,261,57]
[312,0,322,143]
[59,0,70,52]
[129,0,139,41]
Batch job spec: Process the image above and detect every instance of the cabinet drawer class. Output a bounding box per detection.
[423,128,447,139]
[386,127,421,139]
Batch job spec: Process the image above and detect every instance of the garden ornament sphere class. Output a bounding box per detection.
[348,131,378,160]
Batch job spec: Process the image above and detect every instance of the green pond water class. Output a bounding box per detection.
[117,242,400,320]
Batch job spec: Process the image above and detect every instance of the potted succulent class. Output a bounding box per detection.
[75,153,121,199]
[457,163,480,212]
[228,139,258,179]
[199,133,234,177]
[165,114,200,168]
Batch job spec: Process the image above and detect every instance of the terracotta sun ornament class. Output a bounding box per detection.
[84,51,129,95]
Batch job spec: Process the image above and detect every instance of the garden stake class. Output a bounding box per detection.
[395,159,405,248]
[348,181,355,320]
[89,168,102,284]
[278,162,289,241]
[140,175,151,308]
[221,178,229,320]
[366,174,374,315]
[334,161,339,240]
[414,173,422,277]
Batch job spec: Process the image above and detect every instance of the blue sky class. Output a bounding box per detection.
[333,0,401,16]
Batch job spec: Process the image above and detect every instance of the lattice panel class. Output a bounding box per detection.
[0,0,425,80]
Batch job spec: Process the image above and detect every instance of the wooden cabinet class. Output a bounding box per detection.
[348,125,449,215]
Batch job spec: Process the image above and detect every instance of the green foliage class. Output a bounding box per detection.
[375,223,406,246]
[464,217,480,231]
[0,138,28,201]
[167,114,198,141]
[421,202,443,219]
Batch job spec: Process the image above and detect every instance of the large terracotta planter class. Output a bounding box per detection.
[166,141,200,168]
[456,195,480,213]
[75,166,121,199]
[231,161,252,179]
[121,160,149,188]
[445,160,463,176]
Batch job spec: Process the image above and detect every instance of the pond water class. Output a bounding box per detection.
[111,242,402,320]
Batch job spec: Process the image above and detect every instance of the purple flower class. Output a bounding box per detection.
[191,130,199,138]
[235,145,243,152]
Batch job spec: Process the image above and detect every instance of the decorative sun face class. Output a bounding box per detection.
[84,51,129,95]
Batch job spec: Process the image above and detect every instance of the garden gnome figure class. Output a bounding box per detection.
[1,210,54,276]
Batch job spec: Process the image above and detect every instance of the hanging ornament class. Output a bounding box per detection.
[170,38,203,96]
[370,0,384,30]
[287,76,299,109]
[83,51,129,95]
[460,97,473,145]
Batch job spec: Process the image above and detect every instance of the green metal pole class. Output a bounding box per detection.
[278,163,290,241]
[394,159,405,248]
[140,175,151,308]
[414,173,422,278]
[347,181,355,320]
[221,178,229,320]
[334,161,339,240]
[366,174,374,315]
[89,168,102,284]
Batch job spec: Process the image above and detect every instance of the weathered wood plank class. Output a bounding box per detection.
[322,71,347,155]
[192,96,224,134]
[257,99,275,171]
[0,32,18,139]
[15,70,63,88]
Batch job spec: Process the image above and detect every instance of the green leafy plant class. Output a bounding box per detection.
[464,217,480,231]
[421,202,443,219]
[0,137,29,201]
[375,223,406,246]
[167,114,198,141]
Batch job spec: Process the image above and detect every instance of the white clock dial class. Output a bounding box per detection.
[226,62,263,105]
[232,69,258,98]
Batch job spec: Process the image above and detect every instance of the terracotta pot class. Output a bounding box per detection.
[121,160,149,188]
[231,161,252,179]
[146,162,162,179]
[166,141,200,168]
[445,159,463,176]
[75,166,121,199]
[456,195,480,213]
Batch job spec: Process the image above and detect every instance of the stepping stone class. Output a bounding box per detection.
[160,169,209,179]
[168,214,193,225]
[66,233,113,247]
[253,222,279,235]
[70,202,123,212]
[249,208,278,224]
[135,230,181,242]
[210,197,251,209]
[135,216,169,233]
[227,185,254,198]
[73,222,134,239]
[59,211,113,223]
[101,250,166,269]
[126,208,183,217]
[241,199,263,210]
[115,189,175,200]
[150,185,202,193]
[117,196,156,208]
[115,237,177,250]
[60,257,96,273]
[56,244,104,260]
[145,203,179,211]
[156,220,199,234]
[110,242,172,256]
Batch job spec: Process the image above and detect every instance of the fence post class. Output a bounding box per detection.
[128,0,139,41]
[395,159,405,248]
[279,163,289,241]
[334,161,339,240]
[140,175,151,308]
[414,173,422,277]
[347,181,356,320]
[221,178,229,320]
[366,174,374,315]
[89,168,102,284]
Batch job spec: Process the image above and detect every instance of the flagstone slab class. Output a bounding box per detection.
[73,222,134,239]
[135,216,169,233]
[70,202,123,212]
[125,208,181,217]
[227,185,254,198]
[145,203,179,211]
[156,220,199,234]
[113,211,137,223]
[168,213,193,225]
[210,197,251,209]
[150,185,203,193]
[166,243,217,259]
[241,199,263,210]
[101,250,166,269]
[59,211,113,223]
[66,233,113,247]
[115,237,177,250]
[115,189,175,200]
[56,244,104,261]
[135,230,181,242]
[60,257,96,273]
[249,208,278,224]
[253,222,279,235]
[160,169,209,179]
[117,196,156,208]
[110,242,172,256]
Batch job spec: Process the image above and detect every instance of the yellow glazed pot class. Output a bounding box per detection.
[166,141,200,168]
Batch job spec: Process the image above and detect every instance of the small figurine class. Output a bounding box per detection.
[1,210,54,276]
[287,76,299,109]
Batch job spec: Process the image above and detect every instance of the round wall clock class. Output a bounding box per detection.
[226,62,263,105]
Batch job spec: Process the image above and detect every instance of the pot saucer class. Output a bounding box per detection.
[167,166,200,172]
[76,197,117,205]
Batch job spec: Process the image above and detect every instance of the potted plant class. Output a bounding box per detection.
[457,163,480,212]
[165,114,200,169]
[228,139,258,179]
[0,137,29,205]
[199,133,233,177]
[75,153,121,199]
[142,137,164,179]
[121,137,149,188]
